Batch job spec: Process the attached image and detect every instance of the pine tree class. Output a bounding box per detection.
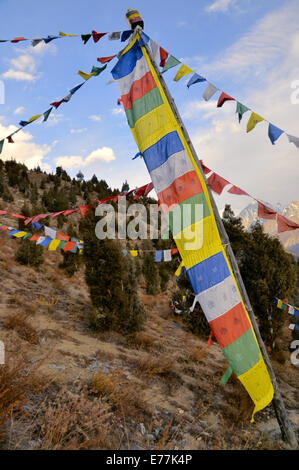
[15,239,44,268]
[142,253,160,295]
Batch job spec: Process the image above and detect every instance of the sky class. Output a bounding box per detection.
[0,0,298,215]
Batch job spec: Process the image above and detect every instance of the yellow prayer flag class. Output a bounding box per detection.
[246,112,264,133]
[78,70,96,81]
[59,31,77,37]
[28,114,41,123]
[173,64,193,82]
[175,261,185,277]
[277,299,283,309]
[48,239,61,251]
[13,231,27,238]
[129,250,138,257]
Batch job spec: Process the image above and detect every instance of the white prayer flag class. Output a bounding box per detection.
[44,226,57,239]
[287,134,299,148]
[163,249,172,262]
[202,82,218,101]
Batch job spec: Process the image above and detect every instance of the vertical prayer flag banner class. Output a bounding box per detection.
[111,33,274,420]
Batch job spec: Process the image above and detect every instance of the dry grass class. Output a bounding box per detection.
[3,311,39,345]
[133,353,175,380]
[35,387,117,450]
[0,354,46,442]
[126,331,157,351]
[90,369,151,419]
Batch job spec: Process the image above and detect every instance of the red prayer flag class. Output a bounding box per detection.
[159,47,169,67]
[10,213,25,219]
[171,248,178,255]
[50,211,64,218]
[0,210,8,215]
[24,216,34,225]
[97,55,116,64]
[217,92,235,108]
[63,241,76,252]
[133,182,154,201]
[57,232,70,241]
[30,234,40,241]
[63,208,78,216]
[227,185,250,196]
[0,226,7,230]
[11,37,27,43]
[7,135,14,143]
[50,99,65,109]
[277,214,299,233]
[257,201,276,220]
[80,203,93,218]
[91,31,106,43]
[199,160,211,175]
[207,172,230,195]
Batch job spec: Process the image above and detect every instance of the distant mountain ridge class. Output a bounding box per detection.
[239,200,299,256]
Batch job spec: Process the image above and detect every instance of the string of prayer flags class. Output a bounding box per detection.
[202,82,218,101]
[236,102,249,123]
[187,73,206,88]
[173,64,193,82]
[246,112,264,133]
[207,172,230,195]
[97,55,117,64]
[217,92,235,108]
[268,123,284,145]
[274,298,299,318]
[161,55,181,73]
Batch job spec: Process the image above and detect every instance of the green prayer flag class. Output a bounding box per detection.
[43,107,53,122]
[90,64,107,76]
[220,365,233,385]
[162,55,181,73]
[23,233,32,240]
[0,139,4,154]
[236,102,249,123]
[58,240,66,250]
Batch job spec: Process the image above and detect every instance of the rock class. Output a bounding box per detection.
[147,433,155,440]
[140,423,146,435]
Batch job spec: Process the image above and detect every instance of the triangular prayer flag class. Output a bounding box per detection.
[70,83,84,94]
[257,201,276,220]
[199,160,211,175]
[133,182,153,201]
[31,38,43,47]
[78,70,96,81]
[246,112,264,133]
[50,99,65,109]
[108,31,121,40]
[268,123,283,145]
[287,133,299,148]
[202,82,218,101]
[97,55,117,64]
[59,31,77,37]
[277,214,299,233]
[11,37,27,43]
[81,34,91,44]
[32,222,43,230]
[42,107,53,122]
[217,92,235,108]
[159,47,169,68]
[19,120,29,127]
[91,31,107,43]
[162,55,181,73]
[173,64,193,82]
[0,139,4,154]
[187,73,206,88]
[236,102,249,123]
[28,114,41,123]
[80,203,93,218]
[227,185,250,196]
[63,93,72,103]
[7,135,14,143]
[90,64,107,76]
[207,172,230,195]
[44,35,59,44]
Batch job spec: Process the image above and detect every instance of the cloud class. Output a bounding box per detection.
[70,128,87,134]
[55,147,116,169]
[1,52,38,82]
[0,123,51,170]
[89,114,102,122]
[205,0,237,13]
[112,107,125,116]
[1,69,37,81]
[13,106,25,115]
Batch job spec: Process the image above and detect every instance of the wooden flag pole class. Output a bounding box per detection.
[140,32,297,448]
